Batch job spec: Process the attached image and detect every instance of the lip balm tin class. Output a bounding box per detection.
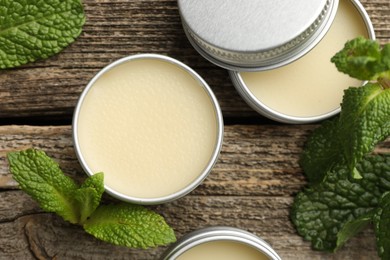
[229,0,375,124]
[160,226,281,260]
[178,0,375,124]
[73,54,224,204]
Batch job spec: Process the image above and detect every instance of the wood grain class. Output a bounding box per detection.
[0,125,311,194]
[0,0,388,119]
[0,191,380,260]
[0,0,389,259]
[0,125,388,259]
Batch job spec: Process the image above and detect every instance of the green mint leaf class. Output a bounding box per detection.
[300,84,390,184]
[300,119,339,184]
[81,172,105,195]
[0,0,85,69]
[7,148,79,224]
[359,155,390,193]
[73,173,104,224]
[331,37,390,81]
[292,154,390,251]
[373,192,390,259]
[83,203,176,249]
[8,149,105,225]
[338,83,390,175]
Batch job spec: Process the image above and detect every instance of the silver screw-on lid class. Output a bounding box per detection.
[178,0,339,71]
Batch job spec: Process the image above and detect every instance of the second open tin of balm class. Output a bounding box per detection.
[229,0,375,124]
[73,54,223,205]
[161,227,281,260]
[178,0,375,124]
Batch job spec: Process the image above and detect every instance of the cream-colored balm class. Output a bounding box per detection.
[176,240,270,260]
[76,58,218,199]
[240,0,369,117]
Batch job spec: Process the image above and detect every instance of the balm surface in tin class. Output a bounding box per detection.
[161,227,281,260]
[73,54,223,204]
[178,0,339,71]
[230,0,375,123]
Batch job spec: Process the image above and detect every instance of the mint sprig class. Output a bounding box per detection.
[7,148,176,248]
[0,0,85,69]
[292,37,390,259]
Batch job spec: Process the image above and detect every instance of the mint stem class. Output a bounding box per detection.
[352,167,363,179]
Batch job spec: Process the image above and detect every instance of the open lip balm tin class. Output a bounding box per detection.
[73,54,224,205]
[178,0,376,124]
[160,227,281,260]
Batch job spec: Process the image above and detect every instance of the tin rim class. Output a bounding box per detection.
[179,0,339,72]
[160,227,281,260]
[229,0,376,124]
[72,54,224,205]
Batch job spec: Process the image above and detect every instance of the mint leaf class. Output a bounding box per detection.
[331,37,390,81]
[373,192,390,259]
[8,149,105,225]
[84,204,176,249]
[81,172,105,195]
[292,154,390,251]
[0,0,85,69]
[338,83,390,176]
[300,84,390,184]
[73,188,100,224]
[7,148,79,224]
[300,119,339,184]
[359,155,390,193]
[73,173,104,224]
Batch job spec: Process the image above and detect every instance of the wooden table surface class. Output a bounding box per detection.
[1,1,389,259]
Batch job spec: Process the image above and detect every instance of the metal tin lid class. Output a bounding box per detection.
[178,0,339,71]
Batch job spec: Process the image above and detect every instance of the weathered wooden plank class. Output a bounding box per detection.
[1,125,389,194]
[0,0,388,119]
[0,191,379,260]
[0,124,313,196]
[1,125,388,259]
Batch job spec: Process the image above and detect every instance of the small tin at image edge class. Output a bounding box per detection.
[160,226,281,260]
